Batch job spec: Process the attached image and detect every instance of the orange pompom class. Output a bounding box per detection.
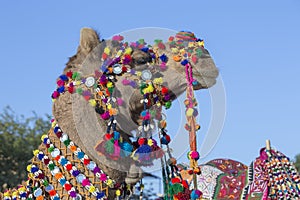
[173,55,182,62]
[55,172,63,180]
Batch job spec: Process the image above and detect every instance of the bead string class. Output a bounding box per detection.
[26,164,60,200]
[3,186,27,200]
[33,150,80,199]
[40,134,107,200]
[265,148,300,199]
[51,120,115,188]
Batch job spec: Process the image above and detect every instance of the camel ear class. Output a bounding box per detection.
[79,28,100,54]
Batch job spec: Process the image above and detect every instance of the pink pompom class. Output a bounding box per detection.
[100,173,107,181]
[82,179,90,187]
[57,79,65,87]
[191,151,200,160]
[117,98,124,106]
[100,111,110,120]
[122,79,131,85]
[160,62,167,71]
[52,91,60,99]
[112,35,124,41]
[144,112,151,120]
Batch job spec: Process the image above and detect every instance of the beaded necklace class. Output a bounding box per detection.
[33,150,80,199]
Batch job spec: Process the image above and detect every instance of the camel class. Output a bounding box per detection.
[1,28,299,200]
[0,28,218,199]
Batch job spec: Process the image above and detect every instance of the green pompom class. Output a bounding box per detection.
[171,183,184,195]
[138,39,145,44]
[140,82,147,94]
[76,88,83,95]
[48,146,54,153]
[63,139,70,146]
[43,180,49,186]
[149,110,156,117]
[108,87,114,95]
[48,163,55,170]
[165,101,172,109]
[105,139,114,154]
[72,72,81,80]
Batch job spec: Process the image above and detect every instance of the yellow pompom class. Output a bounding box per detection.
[156,102,161,107]
[27,164,32,172]
[143,84,154,94]
[116,189,121,196]
[106,82,113,88]
[51,121,57,128]
[41,134,47,141]
[136,71,142,77]
[148,84,154,93]
[104,47,110,55]
[89,185,96,193]
[171,48,179,54]
[153,77,163,85]
[198,41,204,47]
[12,190,18,196]
[4,191,10,197]
[33,149,40,156]
[188,42,194,48]
[76,81,81,86]
[28,173,34,179]
[89,99,97,107]
[18,186,26,192]
[107,104,112,110]
[124,47,132,55]
[106,179,113,187]
[186,108,194,117]
[148,139,153,146]
[179,49,186,55]
[117,50,123,57]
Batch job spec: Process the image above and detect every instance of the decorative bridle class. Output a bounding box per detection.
[3,31,206,200]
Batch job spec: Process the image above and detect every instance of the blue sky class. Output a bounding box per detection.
[0,1,300,166]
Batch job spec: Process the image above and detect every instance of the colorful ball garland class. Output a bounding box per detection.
[51,120,115,188]
[26,164,60,200]
[40,134,106,199]
[33,150,80,199]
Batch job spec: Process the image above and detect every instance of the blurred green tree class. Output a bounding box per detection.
[294,154,300,173]
[0,106,50,191]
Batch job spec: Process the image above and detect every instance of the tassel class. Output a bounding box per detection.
[161,134,171,145]
[104,139,114,154]
[190,189,202,200]
[135,144,152,164]
[120,142,133,157]
[113,140,121,158]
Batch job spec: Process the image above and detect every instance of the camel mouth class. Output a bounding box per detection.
[192,71,218,90]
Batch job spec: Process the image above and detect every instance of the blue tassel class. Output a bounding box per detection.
[136,144,152,161]
[113,131,120,140]
[120,142,133,157]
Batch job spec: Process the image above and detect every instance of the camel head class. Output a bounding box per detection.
[51,28,218,185]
